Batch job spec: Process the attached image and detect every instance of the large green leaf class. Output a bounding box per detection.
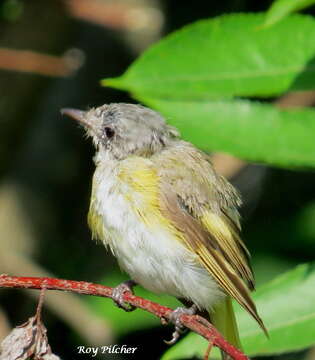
[162,263,315,359]
[103,14,315,99]
[264,0,315,27]
[137,97,315,168]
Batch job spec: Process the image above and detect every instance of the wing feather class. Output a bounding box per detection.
[154,143,267,334]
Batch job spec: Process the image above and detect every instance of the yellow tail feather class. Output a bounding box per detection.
[211,297,242,358]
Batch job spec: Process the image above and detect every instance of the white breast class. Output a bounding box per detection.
[91,161,224,311]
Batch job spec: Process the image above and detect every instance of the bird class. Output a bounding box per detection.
[62,103,267,355]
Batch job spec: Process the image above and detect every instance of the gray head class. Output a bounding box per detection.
[61,103,179,160]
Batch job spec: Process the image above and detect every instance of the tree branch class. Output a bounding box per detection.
[0,47,83,77]
[0,274,248,360]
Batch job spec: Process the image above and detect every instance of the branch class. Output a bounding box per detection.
[0,274,248,360]
[64,0,163,32]
[0,47,84,77]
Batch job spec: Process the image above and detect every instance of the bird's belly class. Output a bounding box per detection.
[111,219,224,310]
[92,177,224,310]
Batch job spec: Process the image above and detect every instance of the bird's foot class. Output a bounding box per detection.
[112,280,137,312]
[165,304,198,345]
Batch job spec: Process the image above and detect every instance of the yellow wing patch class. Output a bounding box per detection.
[118,157,186,242]
[159,183,267,335]
[201,212,254,289]
[202,212,232,239]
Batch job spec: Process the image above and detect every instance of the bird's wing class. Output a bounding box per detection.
[117,146,266,334]
[152,142,267,334]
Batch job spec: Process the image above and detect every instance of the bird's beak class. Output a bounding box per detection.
[61,108,90,128]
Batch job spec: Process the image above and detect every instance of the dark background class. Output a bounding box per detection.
[0,0,315,359]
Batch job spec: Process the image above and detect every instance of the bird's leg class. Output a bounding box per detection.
[164,303,198,345]
[112,279,137,312]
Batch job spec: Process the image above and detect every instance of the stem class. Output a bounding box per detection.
[0,274,248,360]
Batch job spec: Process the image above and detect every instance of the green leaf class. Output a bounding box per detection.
[162,263,315,359]
[137,97,315,168]
[103,14,315,99]
[86,272,180,336]
[264,0,315,27]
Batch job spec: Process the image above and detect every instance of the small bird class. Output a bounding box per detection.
[62,103,267,353]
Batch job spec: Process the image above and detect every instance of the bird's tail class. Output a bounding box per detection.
[210,296,242,360]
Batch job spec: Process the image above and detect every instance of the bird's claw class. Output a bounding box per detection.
[164,305,197,345]
[112,280,136,312]
[164,328,182,345]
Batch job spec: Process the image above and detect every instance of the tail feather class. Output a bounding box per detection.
[210,297,242,360]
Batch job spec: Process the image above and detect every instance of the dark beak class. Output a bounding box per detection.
[61,108,89,127]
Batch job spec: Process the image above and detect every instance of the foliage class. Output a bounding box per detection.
[264,0,315,27]
[137,98,315,168]
[105,14,315,99]
[104,13,315,168]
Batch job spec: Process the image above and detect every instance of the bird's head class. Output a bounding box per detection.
[62,103,179,161]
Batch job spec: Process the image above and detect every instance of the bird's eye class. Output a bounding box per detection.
[104,127,115,139]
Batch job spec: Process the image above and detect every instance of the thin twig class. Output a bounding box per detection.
[0,274,248,360]
[36,286,46,321]
[204,340,213,360]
